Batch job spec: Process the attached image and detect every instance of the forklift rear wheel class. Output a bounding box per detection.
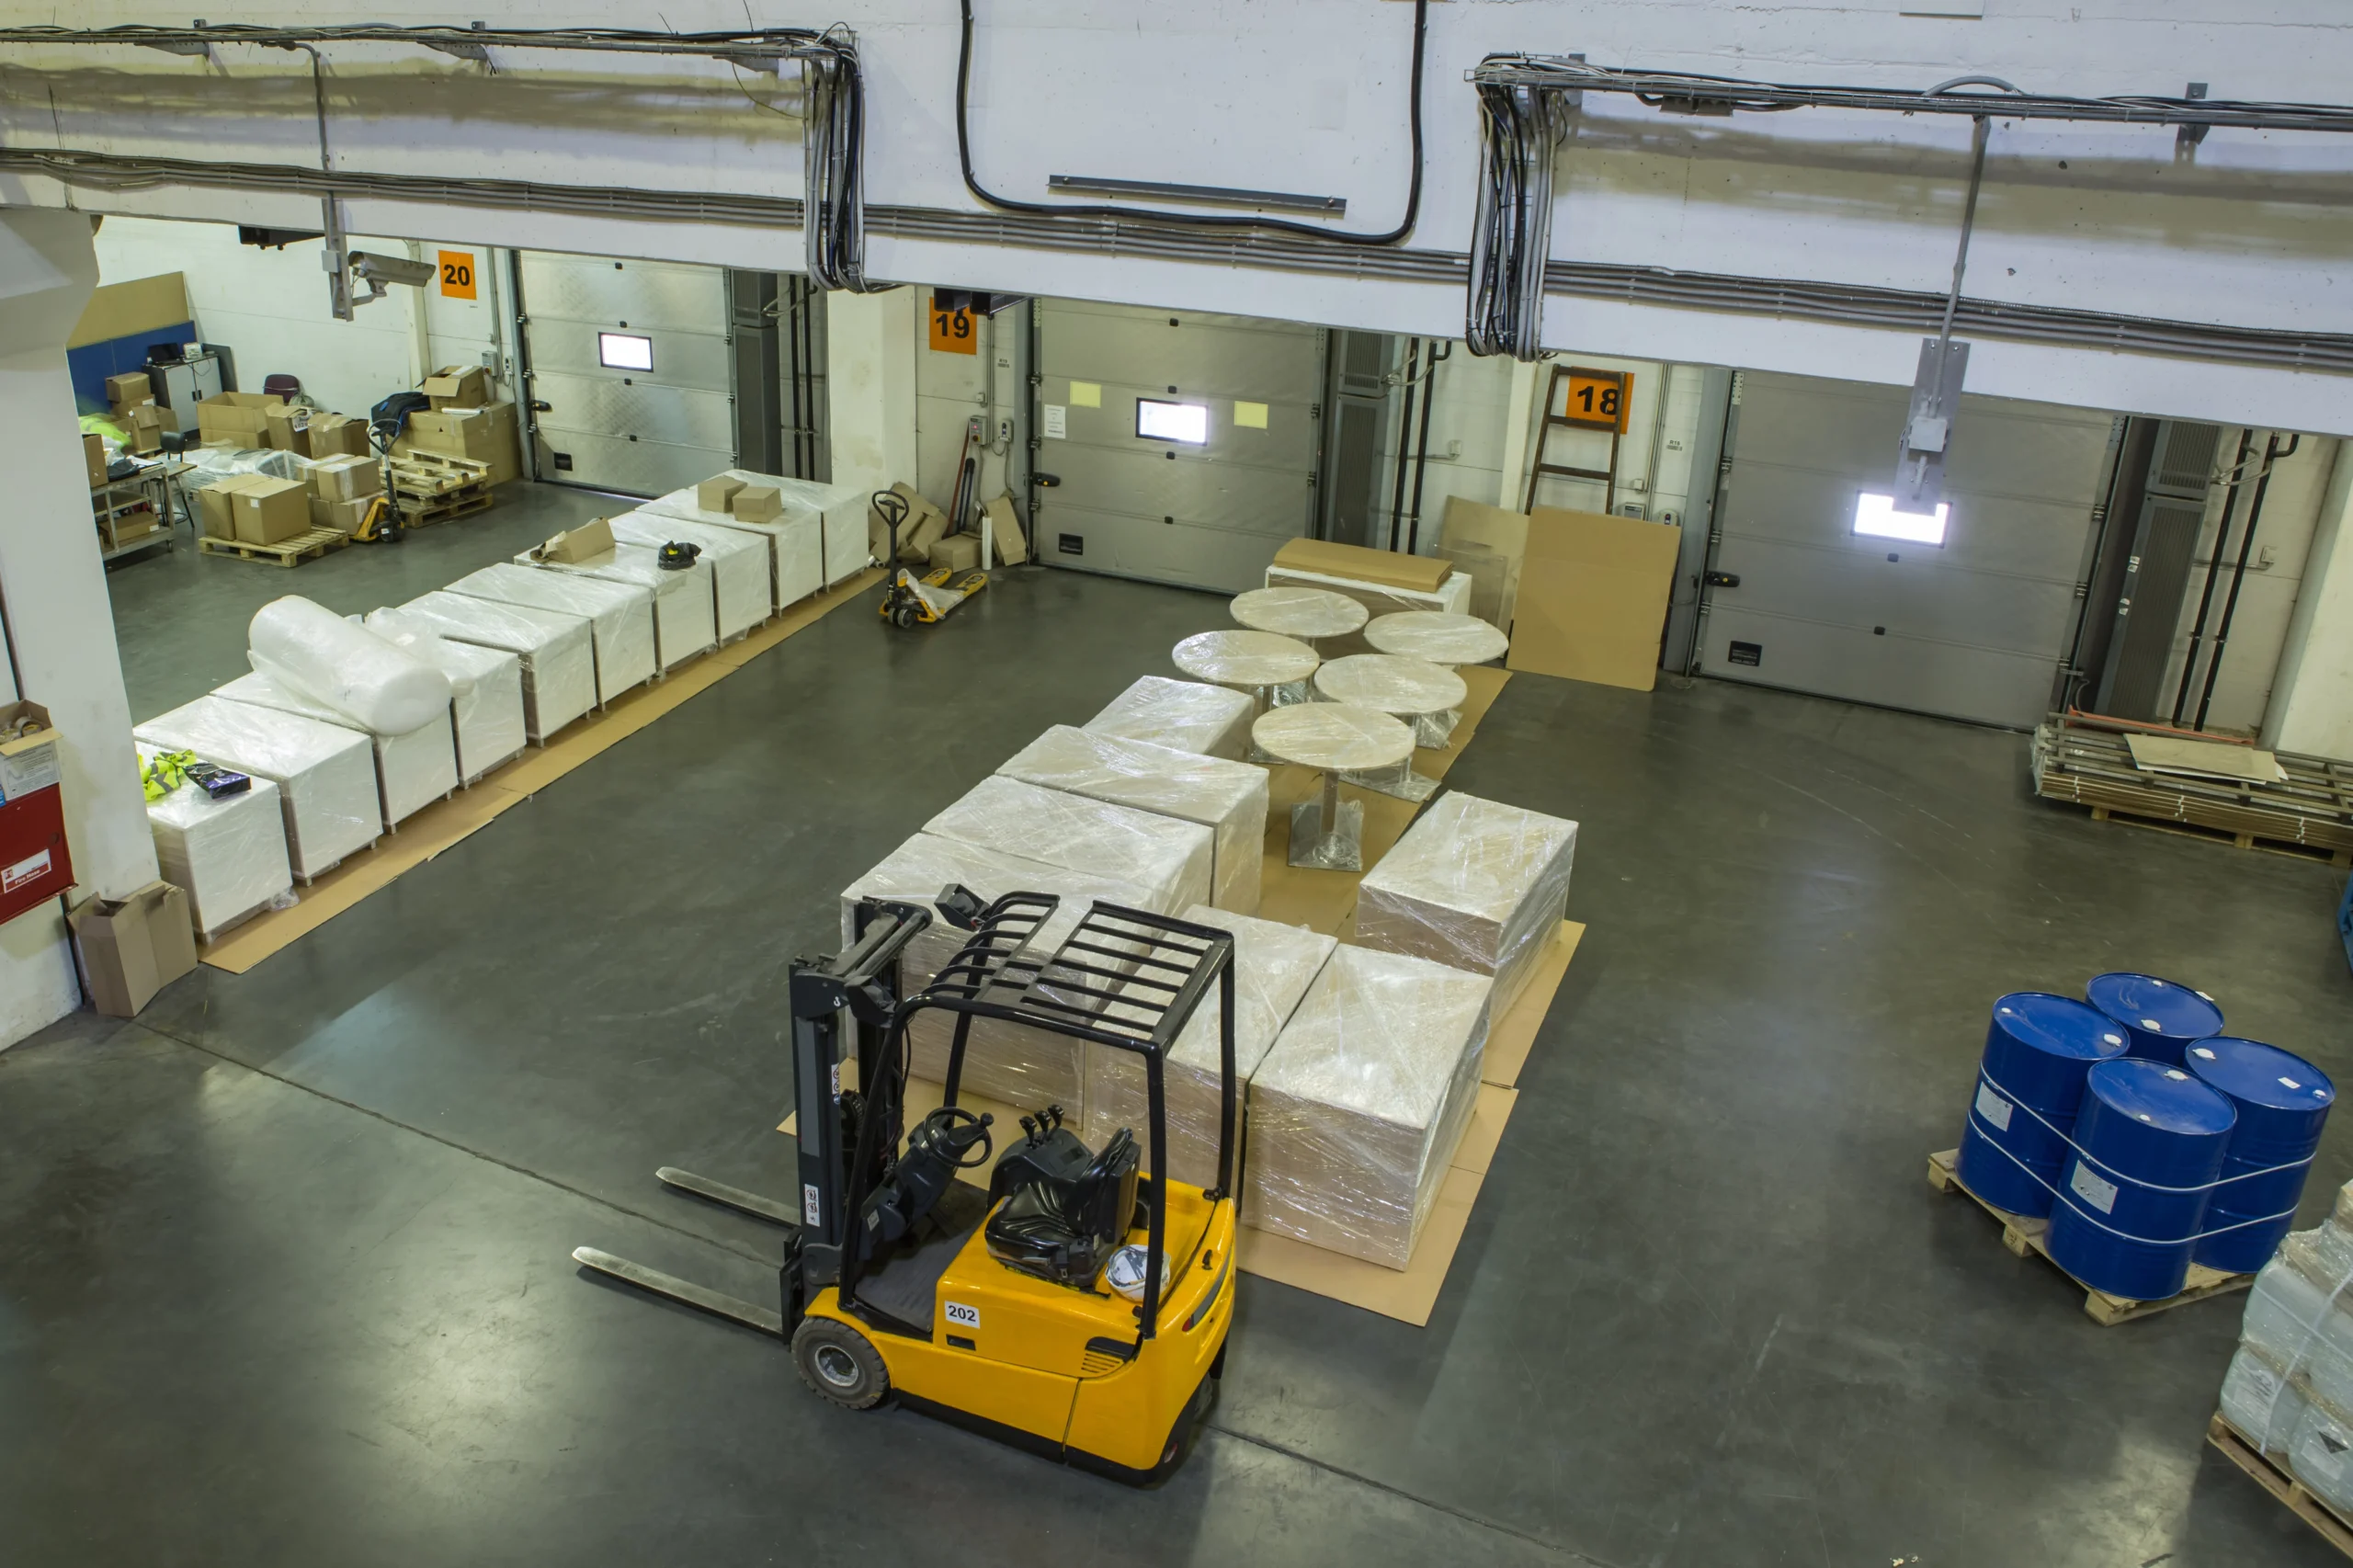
[791,1316,889,1410]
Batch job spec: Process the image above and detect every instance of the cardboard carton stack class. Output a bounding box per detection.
[305,453,383,536]
[106,371,165,456]
[197,474,313,547]
[1266,538,1468,636]
[196,391,284,447]
[390,365,521,486]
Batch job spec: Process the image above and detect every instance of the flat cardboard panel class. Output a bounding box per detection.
[1438,495,1529,631]
[68,273,189,350]
[1474,921,1582,1088]
[82,432,105,488]
[1272,537,1452,593]
[1506,506,1682,693]
[983,494,1029,565]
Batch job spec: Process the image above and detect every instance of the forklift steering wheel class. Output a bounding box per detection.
[930,1104,995,1167]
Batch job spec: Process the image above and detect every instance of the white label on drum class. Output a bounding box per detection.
[944,1300,981,1330]
[2070,1163,2119,1214]
[1974,1084,2013,1132]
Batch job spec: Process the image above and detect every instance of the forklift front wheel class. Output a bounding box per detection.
[791,1316,890,1411]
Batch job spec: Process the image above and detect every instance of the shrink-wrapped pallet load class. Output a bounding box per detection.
[838,832,1155,1116]
[452,562,655,704]
[997,725,1268,914]
[214,671,456,831]
[767,476,874,586]
[1245,945,1494,1268]
[1353,790,1577,1017]
[135,697,379,881]
[607,512,768,642]
[362,608,527,784]
[638,471,825,610]
[2216,1187,2353,1514]
[244,596,451,736]
[524,541,718,670]
[136,743,292,941]
[1085,905,1336,1190]
[1083,676,1255,762]
[924,775,1214,918]
[380,593,595,744]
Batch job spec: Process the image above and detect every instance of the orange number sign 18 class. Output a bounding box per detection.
[1561,369,1630,433]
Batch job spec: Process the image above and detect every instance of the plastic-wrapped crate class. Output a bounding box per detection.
[1244,945,1494,1268]
[136,743,291,940]
[839,831,1155,1115]
[447,564,654,706]
[135,696,379,881]
[1082,676,1255,762]
[382,592,595,744]
[362,608,526,784]
[923,775,1213,917]
[997,725,1268,914]
[767,476,873,585]
[214,671,456,830]
[524,542,718,670]
[608,512,768,642]
[1085,905,1336,1190]
[638,472,824,608]
[1353,790,1576,1018]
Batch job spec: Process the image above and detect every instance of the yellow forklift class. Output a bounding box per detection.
[574,887,1240,1481]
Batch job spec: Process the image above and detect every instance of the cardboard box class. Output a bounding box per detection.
[263,402,315,453]
[196,391,283,447]
[1271,538,1453,595]
[82,431,106,488]
[69,881,199,1018]
[423,364,491,409]
[309,494,375,535]
[868,482,949,563]
[308,453,383,503]
[698,475,746,512]
[927,533,979,574]
[983,494,1029,565]
[232,478,312,545]
[0,701,62,803]
[1505,506,1682,693]
[105,370,153,406]
[1437,496,1529,631]
[394,403,520,485]
[307,413,370,458]
[532,517,615,565]
[197,473,264,540]
[122,403,165,456]
[731,485,783,523]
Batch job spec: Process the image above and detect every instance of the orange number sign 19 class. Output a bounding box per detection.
[928,296,977,355]
[1561,368,1630,433]
[438,250,478,300]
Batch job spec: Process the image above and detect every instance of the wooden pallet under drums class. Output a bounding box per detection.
[1927,1148,2256,1325]
[196,527,349,568]
[2032,714,2353,868]
[2208,1412,2353,1560]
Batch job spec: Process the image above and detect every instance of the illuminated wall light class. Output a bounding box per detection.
[1853,491,1949,546]
[598,331,654,371]
[1136,398,1210,445]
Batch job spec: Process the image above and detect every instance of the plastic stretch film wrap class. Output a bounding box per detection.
[1172,629,1320,692]
[1313,653,1466,721]
[639,473,825,608]
[607,512,768,642]
[1363,610,1510,667]
[184,446,303,486]
[1084,676,1256,762]
[362,609,526,783]
[215,671,456,830]
[388,593,595,744]
[767,476,875,585]
[1245,945,1495,1269]
[839,831,1155,1117]
[529,541,718,670]
[1085,905,1336,1191]
[453,563,654,705]
[1266,563,1473,628]
[923,775,1215,919]
[1251,703,1416,773]
[2220,1194,2353,1514]
[246,596,452,737]
[135,742,291,940]
[134,696,378,880]
[1230,586,1368,641]
[996,725,1269,914]
[1355,790,1577,1018]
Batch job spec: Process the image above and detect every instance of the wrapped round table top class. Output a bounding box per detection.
[1363,610,1508,666]
[1229,585,1369,640]
[1173,629,1321,688]
[1312,653,1466,717]
[1252,702,1415,773]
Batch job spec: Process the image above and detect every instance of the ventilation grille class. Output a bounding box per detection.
[2151,421,2222,495]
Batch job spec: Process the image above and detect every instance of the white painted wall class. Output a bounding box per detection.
[2267,454,2353,759]
[826,285,918,501]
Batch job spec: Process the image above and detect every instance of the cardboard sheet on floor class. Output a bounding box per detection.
[1472,921,1583,1088]
[199,570,881,972]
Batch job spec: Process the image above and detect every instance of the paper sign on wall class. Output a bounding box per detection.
[438,251,478,300]
[1068,381,1101,408]
[1043,404,1067,439]
[1233,401,1269,429]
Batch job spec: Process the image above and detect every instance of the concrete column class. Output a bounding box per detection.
[2265,442,2353,758]
[1494,358,1542,512]
[824,286,916,498]
[0,209,164,1043]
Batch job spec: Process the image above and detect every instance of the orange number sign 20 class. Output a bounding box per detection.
[928,296,977,355]
[438,250,478,300]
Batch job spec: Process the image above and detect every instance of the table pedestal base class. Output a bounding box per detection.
[1413,706,1461,749]
[1288,774,1365,870]
[1344,758,1439,803]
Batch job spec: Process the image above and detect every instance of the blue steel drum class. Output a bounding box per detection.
[2086,971,2223,1065]
[2046,1059,2237,1301]
[1956,993,2131,1217]
[2187,1038,2335,1274]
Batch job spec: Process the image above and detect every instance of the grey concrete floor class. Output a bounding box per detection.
[5,529,2350,1564]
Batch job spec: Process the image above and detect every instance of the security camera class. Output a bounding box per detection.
[345,250,438,304]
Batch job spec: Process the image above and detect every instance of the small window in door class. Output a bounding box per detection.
[598,332,654,372]
[1136,399,1209,445]
[1852,491,1949,546]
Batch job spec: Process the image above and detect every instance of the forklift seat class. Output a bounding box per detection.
[983,1127,1140,1290]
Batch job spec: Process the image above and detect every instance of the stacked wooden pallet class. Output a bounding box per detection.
[388,452,494,528]
[2031,714,2353,866]
[196,528,349,568]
